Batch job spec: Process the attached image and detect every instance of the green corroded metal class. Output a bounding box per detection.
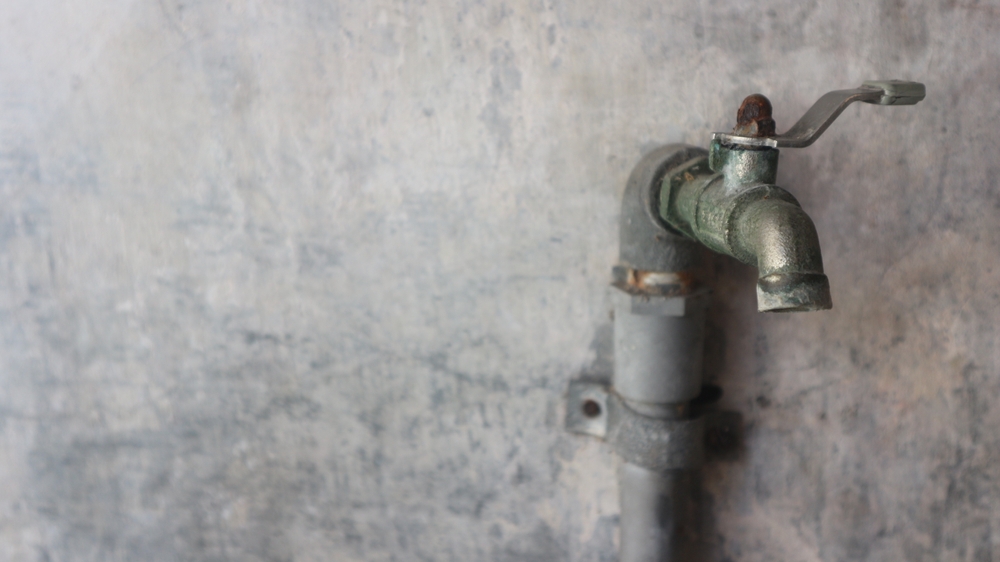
[658,139,832,312]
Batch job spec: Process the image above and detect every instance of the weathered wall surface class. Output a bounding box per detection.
[0,1,997,560]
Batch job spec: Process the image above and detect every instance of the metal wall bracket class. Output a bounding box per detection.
[606,394,704,470]
[567,381,706,470]
[567,379,745,464]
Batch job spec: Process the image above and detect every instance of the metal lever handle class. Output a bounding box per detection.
[712,80,926,148]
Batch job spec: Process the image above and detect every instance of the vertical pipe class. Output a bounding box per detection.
[612,291,707,406]
[613,145,711,562]
[613,291,706,562]
[619,464,697,562]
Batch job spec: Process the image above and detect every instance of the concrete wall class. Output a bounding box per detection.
[1,1,997,560]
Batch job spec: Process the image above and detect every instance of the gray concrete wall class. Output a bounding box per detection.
[0,1,997,560]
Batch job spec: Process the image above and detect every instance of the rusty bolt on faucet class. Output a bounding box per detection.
[732,94,776,138]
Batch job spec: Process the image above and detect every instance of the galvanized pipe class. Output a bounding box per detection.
[619,464,698,562]
[612,289,705,562]
[612,290,707,406]
[609,145,711,562]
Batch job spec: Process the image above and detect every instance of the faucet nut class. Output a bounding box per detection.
[733,94,776,138]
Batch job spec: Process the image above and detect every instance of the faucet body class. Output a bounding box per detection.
[659,140,832,311]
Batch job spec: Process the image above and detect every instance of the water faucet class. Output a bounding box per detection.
[570,80,925,562]
[655,80,925,311]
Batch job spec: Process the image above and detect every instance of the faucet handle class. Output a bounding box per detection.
[712,80,926,149]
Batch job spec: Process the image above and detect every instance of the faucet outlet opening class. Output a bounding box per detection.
[756,272,832,312]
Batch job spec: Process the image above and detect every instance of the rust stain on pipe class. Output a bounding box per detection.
[612,267,699,297]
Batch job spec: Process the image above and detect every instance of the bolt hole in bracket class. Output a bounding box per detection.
[582,399,602,418]
[566,380,610,438]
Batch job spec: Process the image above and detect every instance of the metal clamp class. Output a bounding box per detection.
[566,381,705,471]
[606,394,704,471]
[713,79,926,148]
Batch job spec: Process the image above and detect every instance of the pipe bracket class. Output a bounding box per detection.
[606,394,705,471]
[566,382,705,471]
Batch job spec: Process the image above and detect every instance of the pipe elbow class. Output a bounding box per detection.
[732,195,832,312]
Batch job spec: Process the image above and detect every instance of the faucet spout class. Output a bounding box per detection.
[658,141,832,312]
[733,196,832,312]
